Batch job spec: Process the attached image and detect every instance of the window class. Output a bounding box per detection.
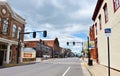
[103,3,109,23]
[2,18,9,35]
[95,23,97,35]
[0,17,2,30]
[12,24,17,37]
[0,17,1,22]
[17,27,21,39]
[99,15,102,30]
[113,0,120,11]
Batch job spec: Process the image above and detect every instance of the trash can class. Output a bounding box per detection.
[88,59,93,66]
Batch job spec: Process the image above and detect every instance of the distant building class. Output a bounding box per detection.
[91,0,120,70]
[43,38,61,58]
[24,38,61,58]
[0,1,25,66]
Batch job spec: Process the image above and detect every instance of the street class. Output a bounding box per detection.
[0,58,83,76]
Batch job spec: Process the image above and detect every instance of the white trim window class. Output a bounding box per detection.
[12,24,17,37]
[95,23,97,35]
[113,0,119,11]
[103,3,109,23]
[0,16,2,27]
[0,17,1,22]
[2,18,9,35]
[17,27,21,39]
[99,15,102,30]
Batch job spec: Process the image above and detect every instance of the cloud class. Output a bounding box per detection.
[8,0,97,53]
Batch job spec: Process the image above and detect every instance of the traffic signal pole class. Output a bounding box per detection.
[17,30,47,64]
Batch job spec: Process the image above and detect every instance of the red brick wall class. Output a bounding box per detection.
[24,41,38,48]
[11,45,17,64]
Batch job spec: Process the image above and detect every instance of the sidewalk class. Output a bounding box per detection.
[0,62,36,69]
[82,58,120,76]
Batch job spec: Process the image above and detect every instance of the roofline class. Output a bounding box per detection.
[24,38,40,42]
[0,1,26,24]
[92,0,103,21]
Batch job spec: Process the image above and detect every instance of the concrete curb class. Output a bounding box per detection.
[83,62,94,76]
[0,62,36,69]
[81,60,92,76]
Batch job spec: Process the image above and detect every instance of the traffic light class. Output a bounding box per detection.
[73,42,75,46]
[33,32,36,38]
[67,42,69,46]
[43,31,47,37]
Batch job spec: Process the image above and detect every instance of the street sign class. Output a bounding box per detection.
[105,28,111,37]
[105,28,111,76]
[105,28,111,33]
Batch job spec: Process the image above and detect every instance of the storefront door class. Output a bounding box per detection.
[0,51,4,66]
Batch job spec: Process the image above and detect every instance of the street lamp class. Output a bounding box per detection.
[17,30,47,64]
[87,36,93,66]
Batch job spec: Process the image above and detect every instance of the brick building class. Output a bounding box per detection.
[24,38,61,58]
[0,1,25,66]
[43,38,61,58]
[91,0,120,70]
[89,25,98,63]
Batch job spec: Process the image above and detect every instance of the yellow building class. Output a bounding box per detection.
[92,0,120,70]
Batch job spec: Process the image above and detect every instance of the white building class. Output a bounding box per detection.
[92,0,120,70]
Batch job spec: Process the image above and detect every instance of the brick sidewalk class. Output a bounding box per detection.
[82,59,120,76]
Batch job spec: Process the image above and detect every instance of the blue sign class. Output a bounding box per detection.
[105,28,111,33]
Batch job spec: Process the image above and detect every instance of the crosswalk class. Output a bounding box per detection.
[41,58,81,65]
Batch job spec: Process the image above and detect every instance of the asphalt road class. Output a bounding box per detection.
[0,58,84,76]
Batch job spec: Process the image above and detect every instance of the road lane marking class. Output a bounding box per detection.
[62,67,71,76]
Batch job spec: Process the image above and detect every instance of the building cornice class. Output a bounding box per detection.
[0,37,17,45]
[0,1,26,24]
[92,0,103,21]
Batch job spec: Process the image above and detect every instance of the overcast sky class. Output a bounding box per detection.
[8,0,97,53]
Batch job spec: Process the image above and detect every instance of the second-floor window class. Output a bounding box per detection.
[0,17,2,29]
[113,0,120,11]
[99,15,102,30]
[12,24,17,37]
[95,23,97,35]
[2,18,9,35]
[103,3,109,23]
[17,27,21,39]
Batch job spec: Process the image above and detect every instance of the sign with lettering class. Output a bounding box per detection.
[105,28,111,37]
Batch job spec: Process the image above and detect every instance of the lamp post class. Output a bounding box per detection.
[87,36,93,66]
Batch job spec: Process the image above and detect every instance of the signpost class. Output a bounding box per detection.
[105,28,111,76]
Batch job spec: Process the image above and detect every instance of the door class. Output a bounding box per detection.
[0,51,4,66]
